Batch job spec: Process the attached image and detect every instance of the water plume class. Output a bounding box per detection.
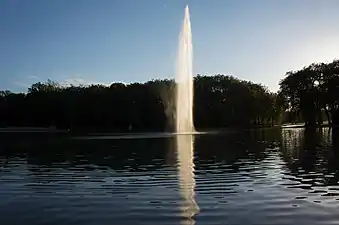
[176,5,194,133]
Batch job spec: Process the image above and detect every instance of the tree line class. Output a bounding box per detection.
[0,75,282,132]
[279,59,339,126]
[1,58,337,133]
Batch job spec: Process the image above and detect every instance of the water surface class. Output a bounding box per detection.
[0,128,339,225]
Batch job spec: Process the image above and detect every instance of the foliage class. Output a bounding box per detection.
[279,60,339,126]
[0,75,281,132]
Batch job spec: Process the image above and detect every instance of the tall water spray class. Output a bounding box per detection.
[176,5,194,133]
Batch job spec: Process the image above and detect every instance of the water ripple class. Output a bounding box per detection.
[0,128,339,224]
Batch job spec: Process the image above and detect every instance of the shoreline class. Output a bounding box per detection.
[0,123,337,135]
[0,127,69,133]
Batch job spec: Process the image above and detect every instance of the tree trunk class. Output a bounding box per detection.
[333,128,339,149]
[333,109,339,126]
[267,116,272,126]
[324,104,332,125]
[317,109,323,125]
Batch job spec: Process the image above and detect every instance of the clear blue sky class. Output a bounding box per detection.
[1,0,339,92]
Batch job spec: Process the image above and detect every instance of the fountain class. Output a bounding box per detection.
[76,5,205,141]
[176,5,194,133]
[175,5,199,225]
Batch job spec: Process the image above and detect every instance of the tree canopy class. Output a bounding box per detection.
[0,75,281,132]
[279,59,339,126]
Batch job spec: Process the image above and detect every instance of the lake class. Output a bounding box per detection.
[0,127,339,225]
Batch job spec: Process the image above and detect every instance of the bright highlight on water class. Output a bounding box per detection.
[176,5,194,133]
[176,134,199,223]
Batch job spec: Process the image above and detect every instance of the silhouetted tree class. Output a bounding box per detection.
[0,75,282,132]
[279,60,339,126]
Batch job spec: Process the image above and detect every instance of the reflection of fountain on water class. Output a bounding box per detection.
[176,134,199,225]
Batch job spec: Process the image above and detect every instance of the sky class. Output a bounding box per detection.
[1,0,339,92]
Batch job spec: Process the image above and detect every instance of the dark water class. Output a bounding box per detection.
[0,128,339,225]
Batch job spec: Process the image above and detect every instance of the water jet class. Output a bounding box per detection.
[176,5,194,133]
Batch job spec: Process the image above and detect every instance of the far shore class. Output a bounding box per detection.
[0,127,69,133]
[0,123,337,135]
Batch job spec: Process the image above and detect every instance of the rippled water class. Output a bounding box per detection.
[0,128,339,225]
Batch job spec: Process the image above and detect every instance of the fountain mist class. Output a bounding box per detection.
[176,5,194,133]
